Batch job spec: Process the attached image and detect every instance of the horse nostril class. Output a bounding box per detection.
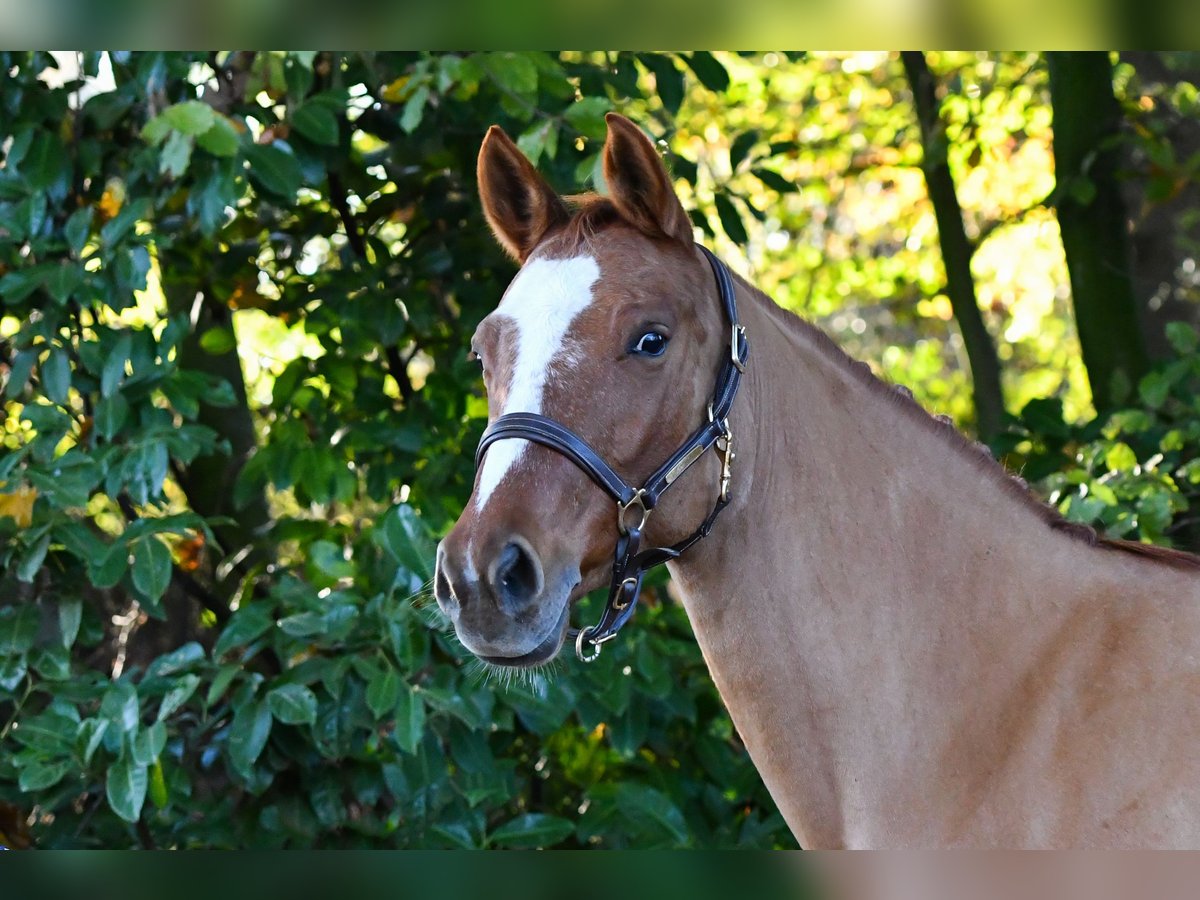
[434,544,460,616]
[491,540,543,612]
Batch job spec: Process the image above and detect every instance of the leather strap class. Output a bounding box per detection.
[474,243,748,660]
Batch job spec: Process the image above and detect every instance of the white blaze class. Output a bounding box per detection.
[474,254,601,511]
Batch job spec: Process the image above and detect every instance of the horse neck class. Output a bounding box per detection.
[667,283,1108,848]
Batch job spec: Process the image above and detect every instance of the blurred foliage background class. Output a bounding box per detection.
[0,51,1198,849]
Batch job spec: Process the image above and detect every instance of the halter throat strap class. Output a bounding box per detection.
[474,244,749,661]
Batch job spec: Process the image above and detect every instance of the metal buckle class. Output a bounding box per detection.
[731,324,747,373]
[717,426,735,502]
[575,624,617,662]
[617,489,649,535]
[575,626,601,662]
[612,576,638,611]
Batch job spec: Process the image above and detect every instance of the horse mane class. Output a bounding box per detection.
[544,199,1200,573]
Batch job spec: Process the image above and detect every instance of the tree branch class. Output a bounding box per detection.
[902,51,1008,441]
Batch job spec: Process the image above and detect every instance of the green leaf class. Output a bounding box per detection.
[228,697,272,775]
[17,532,50,583]
[637,54,684,115]
[380,505,434,581]
[517,121,557,166]
[77,719,109,765]
[1166,322,1198,355]
[95,392,129,440]
[141,113,171,145]
[392,684,425,754]
[245,143,303,198]
[6,349,35,398]
[160,129,194,179]
[213,603,275,657]
[1106,441,1138,472]
[132,720,166,765]
[45,262,82,305]
[146,641,204,677]
[205,665,240,706]
[19,759,72,792]
[148,759,168,809]
[1020,397,1069,440]
[106,754,148,823]
[1138,371,1171,410]
[131,536,173,604]
[101,331,131,397]
[65,206,93,255]
[753,166,795,193]
[400,85,430,134]
[564,97,612,141]
[101,681,140,735]
[42,348,71,404]
[615,782,690,845]
[90,540,128,590]
[729,129,759,170]
[366,665,399,719]
[198,326,236,355]
[58,597,82,649]
[157,673,201,721]
[162,100,216,136]
[291,103,340,146]
[267,683,318,725]
[0,604,42,654]
[490,813,575,848]
[196,114,241,157]
[483,52,538,96]
[715,193,748,244]
[685,51,730,92]
[24,131,65,190]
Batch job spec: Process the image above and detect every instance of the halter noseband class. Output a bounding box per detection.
[474,245,749,662]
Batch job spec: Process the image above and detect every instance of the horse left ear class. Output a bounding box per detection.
[478,125,569,263]
[602,113,693,247]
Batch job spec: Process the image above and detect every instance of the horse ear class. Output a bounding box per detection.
[477,125,569,263]
[602,113,693,247]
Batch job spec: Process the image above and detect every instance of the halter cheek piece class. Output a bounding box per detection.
[474,245,749,662]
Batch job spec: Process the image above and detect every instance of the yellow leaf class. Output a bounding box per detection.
[0,485,37,528]
[97,179,126,223]
[381,76,412,103]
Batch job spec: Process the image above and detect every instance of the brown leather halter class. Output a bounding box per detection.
[474,245,750,662]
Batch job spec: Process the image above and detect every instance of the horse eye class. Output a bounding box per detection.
[631,331,669,357]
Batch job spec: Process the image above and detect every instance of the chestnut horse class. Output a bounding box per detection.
[434,113,1200,848]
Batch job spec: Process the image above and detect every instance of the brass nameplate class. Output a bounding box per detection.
[663,443,707,485]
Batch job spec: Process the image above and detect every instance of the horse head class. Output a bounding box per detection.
[434,114,738,666]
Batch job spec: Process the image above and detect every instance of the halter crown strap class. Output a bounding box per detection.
[474,243,748,660]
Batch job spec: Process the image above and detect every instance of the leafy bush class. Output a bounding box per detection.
[998,322,1200,549]
[0,51,792,848]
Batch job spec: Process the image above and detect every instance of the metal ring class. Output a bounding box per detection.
[617,489,650,535]
[575,626,602,663]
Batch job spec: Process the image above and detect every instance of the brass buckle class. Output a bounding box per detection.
[731,324,747,373]
[617,489,649,535]
[612,576,638,611]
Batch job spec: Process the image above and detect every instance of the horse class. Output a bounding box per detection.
[433,112,1200,848]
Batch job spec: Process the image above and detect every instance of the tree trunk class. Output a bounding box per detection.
[1047,52,1150,410]
[901,51,1007,441]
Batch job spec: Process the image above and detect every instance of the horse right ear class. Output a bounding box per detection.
[477,125,569,263]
